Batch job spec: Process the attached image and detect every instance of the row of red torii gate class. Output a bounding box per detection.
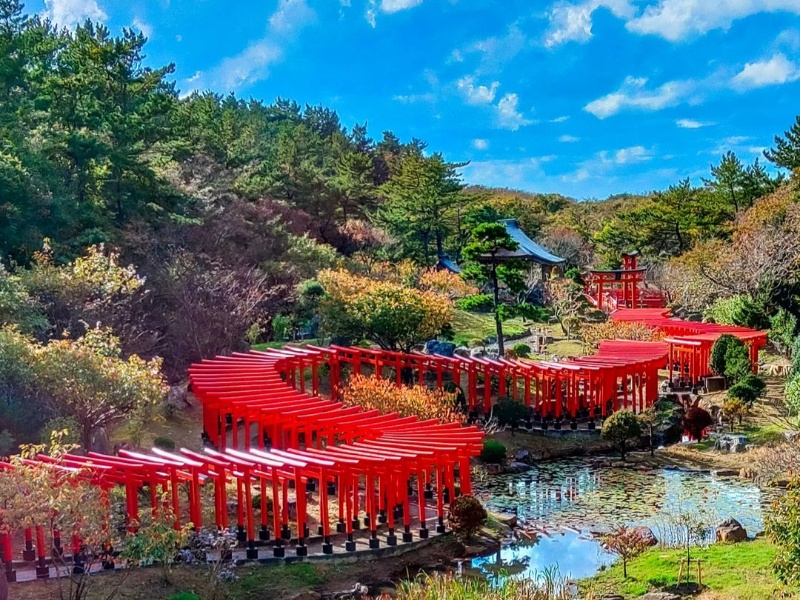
[1,303,767,581]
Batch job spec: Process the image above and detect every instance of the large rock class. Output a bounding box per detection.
[454,346,471,358]
[632,526,658,547]
[640,594,680,600]
[514,449,532,463]
[716,518,747,543]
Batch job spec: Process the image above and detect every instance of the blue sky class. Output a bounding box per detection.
[29,0,800,199]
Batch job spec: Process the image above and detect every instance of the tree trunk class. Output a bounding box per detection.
[0,564,8,600]
[623,560,627,579]
[491,262,504,356]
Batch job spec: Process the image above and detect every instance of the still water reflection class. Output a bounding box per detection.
[470,459,775,581]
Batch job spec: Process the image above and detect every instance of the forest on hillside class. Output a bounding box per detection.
[2,1,800,448]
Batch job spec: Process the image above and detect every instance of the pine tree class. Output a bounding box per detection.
[765,115,800,171]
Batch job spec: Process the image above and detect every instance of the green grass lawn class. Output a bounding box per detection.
[450,309,527,346]
[584,539,787,599]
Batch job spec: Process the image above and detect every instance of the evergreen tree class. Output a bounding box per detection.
[765,115,800,171]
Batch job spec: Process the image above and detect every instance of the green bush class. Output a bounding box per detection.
[770,309,798,355]
[168,593,201,600]
[792,337,800,377]
[467,338,485,348]
[786,376,800,416]
[513,343,532,358]
[39,416,81,446]
[153,436,176,450]
[448,494,487,541]
[493,398,528,428]
[456,294,494,312]
[727,374,766,407]
[704,294,770,330]
[601,410,643,459]
[480,439,507,464]
[709,334,751,383]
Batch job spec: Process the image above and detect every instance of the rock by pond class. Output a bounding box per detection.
[715,518,747,543]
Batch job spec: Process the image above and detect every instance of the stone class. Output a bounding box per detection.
[716,518,747,543]
[600,595,624,600]
[484,463,504,475]
[506,462,532,474]
[714,469,740,477]
[470,347,485,359]
[492,512,518,528]
[640,593,680,600]
[632,526,658,547]
[454,346,470,358]
[514,449,531,463]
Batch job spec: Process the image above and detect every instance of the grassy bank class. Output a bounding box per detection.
[584,539,786,599]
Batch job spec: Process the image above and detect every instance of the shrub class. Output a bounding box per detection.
[448,494,487,541]
[728,374,766,406]
[582,321,663,349]
[513,343,532,358]
[723,397,748,428]
[601,525,651,579]
[766,480,800,586]
[682,406,713,441]
[153,436,176,450]
[467,338,485,348]
[770,309,798,355]
[342,374,465,424]
[168,594,201,600]
[39,416,81,446]
[493,398,528,428]
[709,334,751,383]
[704,294,769,330]
[601,410,643,460]
[786,376,800,416]
[455,293,494,312]
[480,439,507,464]
[792,336,800,377]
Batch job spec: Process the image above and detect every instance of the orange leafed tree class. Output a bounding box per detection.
[317,269,451,352]
[418,268,477,300]
[341,374,465,424]
[581,320,664,350]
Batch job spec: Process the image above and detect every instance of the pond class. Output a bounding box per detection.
[470,458,777,581]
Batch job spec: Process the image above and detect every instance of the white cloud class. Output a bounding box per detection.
[44,0,106,28]
[584,75,698,118]
[472,139,489,150]
[731,53,800,90]
[559,134,580,142]
[456,76,500,105]
[463,25,528,74]
[132,16,152,38]
[608,145,652,164]
[182,0,314,93]
[627,0,800,41]
[676,118,712,129]
[393,93,436,103]
[268,0,316,34]
[495,93,533,131]
[381,0,423,13]
[544,0,634,47]
[550,115,570,123]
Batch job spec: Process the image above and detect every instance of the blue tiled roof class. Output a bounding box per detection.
[496,219,565,265]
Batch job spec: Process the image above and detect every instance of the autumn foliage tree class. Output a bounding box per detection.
[317,269,451,352]
[602,526,651,578]
[581,321,663,350]
[341,374,464,424]
[32,327,167,449]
